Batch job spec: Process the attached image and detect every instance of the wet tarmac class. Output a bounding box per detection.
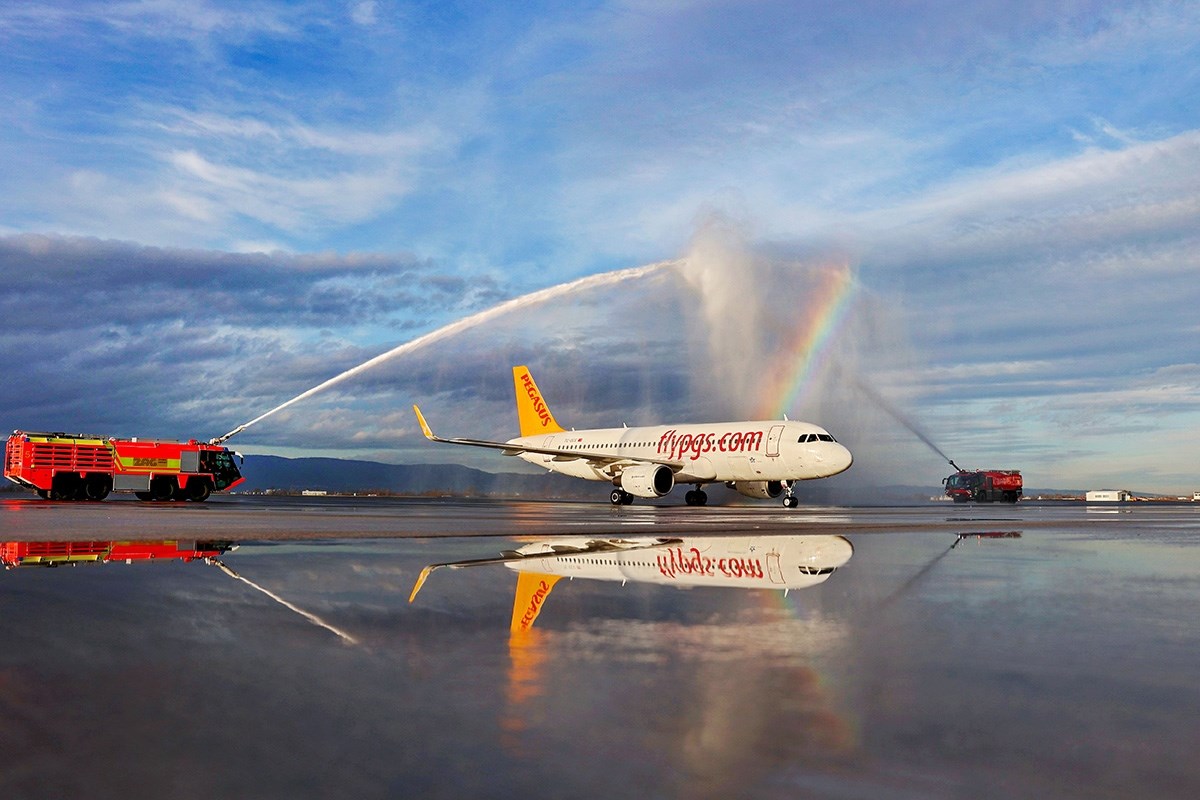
[2,496,1199,798]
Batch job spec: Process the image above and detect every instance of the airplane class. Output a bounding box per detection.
[408,534,855,631]
[412,365,853,507]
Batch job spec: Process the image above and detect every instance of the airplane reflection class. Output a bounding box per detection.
[410,534,854,631]
[421,535,859,766]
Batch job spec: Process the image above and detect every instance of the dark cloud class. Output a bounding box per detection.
[0,234,508,439]
[0,234,482,334]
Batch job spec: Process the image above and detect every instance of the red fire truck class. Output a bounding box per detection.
[943,469,1023,503]
[2,540,236,568]
[4,431,244,501]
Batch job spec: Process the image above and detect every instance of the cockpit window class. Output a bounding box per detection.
[817,434,835,442]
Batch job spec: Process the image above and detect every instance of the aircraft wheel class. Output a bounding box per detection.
[695,489,707,506]
[610,489,625,505]
[783,495,799,509]
[621,491,633,505]
[685,490,696,505]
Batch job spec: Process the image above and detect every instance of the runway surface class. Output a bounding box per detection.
[3,492,1195,539]
[2,496,1199,798]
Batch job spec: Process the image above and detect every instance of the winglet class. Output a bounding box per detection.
[412,405,436,440]
[409,565,436,602]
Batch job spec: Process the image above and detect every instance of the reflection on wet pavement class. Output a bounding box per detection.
[2,501,1200,798]
[2,539,236,568]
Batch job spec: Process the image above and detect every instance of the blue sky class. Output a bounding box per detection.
[1,1,1198,494]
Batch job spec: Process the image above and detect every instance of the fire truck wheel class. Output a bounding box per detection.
[186,480,212,502]
[36,489,50,500]
[50,474,84,501]
[83,477,111,501]
[150,478,177,502]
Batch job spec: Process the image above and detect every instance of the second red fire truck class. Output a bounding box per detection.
[943,468,1023,503]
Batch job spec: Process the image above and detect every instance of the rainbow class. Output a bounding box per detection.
[756,262,857,419]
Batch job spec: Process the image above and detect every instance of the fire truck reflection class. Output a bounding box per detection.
[2,539,358,645]
[1,540,236,569]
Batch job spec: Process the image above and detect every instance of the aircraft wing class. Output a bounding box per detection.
[413,405,685,469]
[408,536,683,602]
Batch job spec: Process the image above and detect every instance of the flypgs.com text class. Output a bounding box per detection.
[656,429,764,461]
[656,547,767,580]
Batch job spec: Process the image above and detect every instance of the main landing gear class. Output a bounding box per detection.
[782,481,799,508]
[610,488,634,505]
[609,487,709,506]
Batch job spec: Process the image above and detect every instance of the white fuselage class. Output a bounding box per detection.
[504,535,854,591]
[509,420,853,484]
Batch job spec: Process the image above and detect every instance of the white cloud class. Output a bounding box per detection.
[165,149,413,232]
[350,1,377,27]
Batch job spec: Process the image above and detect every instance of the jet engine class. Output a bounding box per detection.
[728,480,784,500]
[618,464,675,498]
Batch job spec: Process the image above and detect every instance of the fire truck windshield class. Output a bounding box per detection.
[946,473,978,489]
[202,450,242,489]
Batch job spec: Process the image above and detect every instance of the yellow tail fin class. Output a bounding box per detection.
[510,571,562,633]
[512,366,565,438]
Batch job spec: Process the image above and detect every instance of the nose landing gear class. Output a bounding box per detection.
[782,482,799,508]
[684,487,708,506]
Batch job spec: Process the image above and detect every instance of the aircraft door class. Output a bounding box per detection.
[766,550,784,584]
[540,436,556,464]
[766,425,785,457]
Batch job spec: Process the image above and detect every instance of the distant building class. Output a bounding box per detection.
[301,489,328,496]
[1086,490,1131,502]
[1194,491,1200,502]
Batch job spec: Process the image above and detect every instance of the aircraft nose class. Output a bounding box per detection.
[824,444,853,477]
[816,535,855,568]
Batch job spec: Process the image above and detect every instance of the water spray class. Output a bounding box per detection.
[852,378,959,470]
[209,260,679,445]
